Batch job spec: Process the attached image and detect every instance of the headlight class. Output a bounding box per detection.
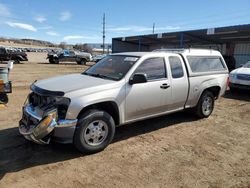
[28,92,70,119]
[54,97,71,119]
[229,73,237,79]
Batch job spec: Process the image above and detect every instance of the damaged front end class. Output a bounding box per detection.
[19,84,77,144]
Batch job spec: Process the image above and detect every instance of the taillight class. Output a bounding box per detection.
[226,76,229,90]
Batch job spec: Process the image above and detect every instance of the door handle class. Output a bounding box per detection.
[160,83,170,89]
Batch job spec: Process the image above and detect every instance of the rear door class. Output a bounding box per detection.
[125,56,172,121]
[167,55,189,110]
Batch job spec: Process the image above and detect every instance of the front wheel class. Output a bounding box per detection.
[0,93,8,104]
[195,91,214,118]
[73,110,115,154]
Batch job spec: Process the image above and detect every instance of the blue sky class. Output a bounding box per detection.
[0,0,250,44]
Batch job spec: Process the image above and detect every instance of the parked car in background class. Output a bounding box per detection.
[19,49,228,154]
[92,54,107,63]
[47,50,92,65]
[0,47,28,64]
[0,61,13,104]
[229,61,250,91]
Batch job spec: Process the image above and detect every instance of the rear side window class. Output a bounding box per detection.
[187,56,226,73]
[134,57,166,80]
[169,56,184,78]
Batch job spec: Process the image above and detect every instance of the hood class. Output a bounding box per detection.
[33,74,116,95]
[231,67,250,74]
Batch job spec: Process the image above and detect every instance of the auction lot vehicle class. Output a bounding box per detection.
[229,61,250,91]
[19,49,228,153]
[47,50,92,65]
[0,61,13,104]
[0,47,28,64]
[92,54,107,63]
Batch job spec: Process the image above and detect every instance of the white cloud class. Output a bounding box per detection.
[35,16,46,23]
[107,25,180,33]
[6,22,37,32]
[63,35,99,41]
[46,31,59,36]
[38,26,53,30]
[59,11,71,21]
[0,3,11,16]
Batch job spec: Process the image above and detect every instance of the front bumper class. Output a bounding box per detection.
[19,104,78,144]
[229,82,250,90]
[0,81,12,93]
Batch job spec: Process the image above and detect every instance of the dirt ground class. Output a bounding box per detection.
[0,53,249,188]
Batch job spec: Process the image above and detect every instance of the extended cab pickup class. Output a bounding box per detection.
[19,49,229,153]
[47,50,92,65]
[0,47,28,64]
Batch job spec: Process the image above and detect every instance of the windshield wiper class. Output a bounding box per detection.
[83,72,118,81]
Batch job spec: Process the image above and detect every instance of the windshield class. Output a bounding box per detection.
[83,55,139,80]
[243,61,250,68]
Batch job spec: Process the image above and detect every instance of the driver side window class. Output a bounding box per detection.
[134,57,167,81]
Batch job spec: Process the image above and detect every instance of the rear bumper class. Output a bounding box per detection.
[19,104,78,144]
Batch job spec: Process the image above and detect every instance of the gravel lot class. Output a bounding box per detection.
[0,53,249,188]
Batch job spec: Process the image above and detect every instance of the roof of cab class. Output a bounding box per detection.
[112,48,222,57]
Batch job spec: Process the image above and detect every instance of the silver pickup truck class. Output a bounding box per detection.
[19,49,229,153]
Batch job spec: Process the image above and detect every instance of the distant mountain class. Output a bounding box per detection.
[0,37,56,47]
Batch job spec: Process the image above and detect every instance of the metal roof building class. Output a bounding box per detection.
[112,24,250,67]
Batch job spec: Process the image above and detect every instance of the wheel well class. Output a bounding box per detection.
[204,86,221,99]
[77,101,120,125]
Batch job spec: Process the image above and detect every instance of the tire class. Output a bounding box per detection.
[54,58,59,64]
[0,93,8,104]
[77,59,87,65]
[14,59,20,64]
[195,91,214,118]
[73,110,115,154]
[49,58,55,64]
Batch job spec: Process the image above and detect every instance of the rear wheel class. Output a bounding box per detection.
[77,59,87,65]
[73,110,115,154]
[195,91,214,118]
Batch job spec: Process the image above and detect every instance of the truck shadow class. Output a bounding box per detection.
[223,90,250,102]
[0,111,197,180]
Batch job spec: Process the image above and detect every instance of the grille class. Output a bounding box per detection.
[237,74,250,81]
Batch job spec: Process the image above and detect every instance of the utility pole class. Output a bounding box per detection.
[153,23,155,34]
[102,13,105,54]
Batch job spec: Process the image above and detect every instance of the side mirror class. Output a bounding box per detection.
[7,61,14,70]
[129,73,147,85]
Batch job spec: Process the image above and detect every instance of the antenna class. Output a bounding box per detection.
[153,23,155,34]
[102,13,105,54]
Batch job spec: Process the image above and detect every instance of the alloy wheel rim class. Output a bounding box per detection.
[202,96,213,116]
[84,120,108,146]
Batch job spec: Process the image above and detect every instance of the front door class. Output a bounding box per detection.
[125,57,172,122]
